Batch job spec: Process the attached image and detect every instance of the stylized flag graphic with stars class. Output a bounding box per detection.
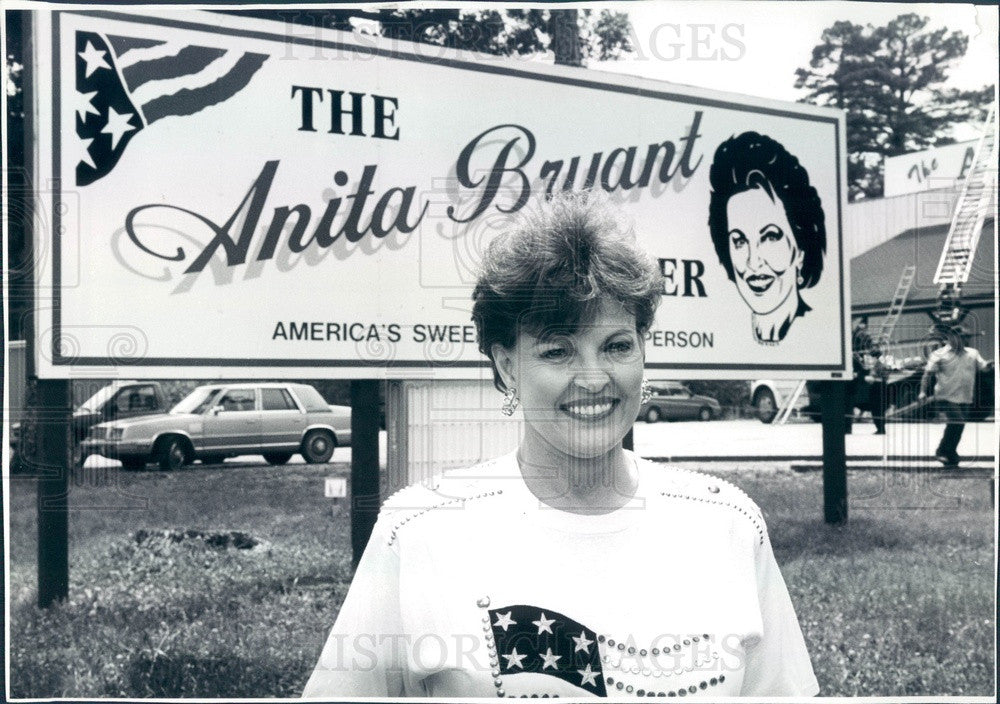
[74,30,268,186]
[489,605,607,697]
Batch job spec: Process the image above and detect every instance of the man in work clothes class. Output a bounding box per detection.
[919,325,992,466]
[847,320,886,434]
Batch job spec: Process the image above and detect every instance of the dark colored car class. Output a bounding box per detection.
[10,380,169,465]
[799,365,994,423]
[638,381,722,422]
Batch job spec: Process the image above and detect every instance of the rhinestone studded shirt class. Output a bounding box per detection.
[303,451,819,699]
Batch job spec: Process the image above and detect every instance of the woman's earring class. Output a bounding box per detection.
[501,387,519,416]
[797,270,804,286]
[640,378,653,404]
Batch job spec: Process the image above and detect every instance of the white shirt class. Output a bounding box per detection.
[303,451,819,699]
[925,345,988,404]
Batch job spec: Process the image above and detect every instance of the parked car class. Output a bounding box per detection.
[638,381,722,422]
[10,380,169,464]
[750,380,818,424]
[81,382,351,470]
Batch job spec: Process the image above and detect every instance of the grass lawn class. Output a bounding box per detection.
[5,462,996,697]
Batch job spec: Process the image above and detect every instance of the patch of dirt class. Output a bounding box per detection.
[133,529,259,550]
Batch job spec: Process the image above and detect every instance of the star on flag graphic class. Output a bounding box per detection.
[73,30,268,186]
[488,605,607,696]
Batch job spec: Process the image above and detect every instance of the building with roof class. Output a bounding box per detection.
[846,138,996,365]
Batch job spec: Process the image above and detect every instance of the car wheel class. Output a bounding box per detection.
[120,457,146,471]
[200,454,226,466]
[157,437,188,471]
[645,407,661,423]
[301,430,335,464]
[698,407,713,422]
[755,388,777,424]
[263,452,293,466]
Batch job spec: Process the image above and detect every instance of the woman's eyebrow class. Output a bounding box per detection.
[729,228,746,237]
[601,328,635,341]
[758,223,783,235]
[532,332,567,345]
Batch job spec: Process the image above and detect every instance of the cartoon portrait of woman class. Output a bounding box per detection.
[707,132,826,345]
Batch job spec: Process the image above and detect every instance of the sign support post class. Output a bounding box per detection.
[36,379,72,607]
[350,380,380,567]
[819,380,848,524]
[21,10,71,608]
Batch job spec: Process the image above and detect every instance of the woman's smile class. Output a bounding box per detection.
[559,397,620,421]
[743,272,777,294]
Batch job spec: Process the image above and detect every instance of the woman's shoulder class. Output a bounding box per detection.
[635,455,767,546]
[378,453,516,535]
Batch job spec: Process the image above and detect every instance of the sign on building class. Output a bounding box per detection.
[32,9,848,379]
[883,140,977,198]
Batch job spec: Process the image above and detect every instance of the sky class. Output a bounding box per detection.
[589,1,998,139]
[593,1,997,97]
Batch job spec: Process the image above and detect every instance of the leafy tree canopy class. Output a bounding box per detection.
[795,13,994,200]
[226,7,631,65]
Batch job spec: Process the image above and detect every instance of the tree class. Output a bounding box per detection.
[796,13,994,200]
[6,11,30,341]
[228,7,630,66]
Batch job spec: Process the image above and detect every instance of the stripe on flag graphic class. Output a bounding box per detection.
[74,30,268,186]
[489,605,607,697]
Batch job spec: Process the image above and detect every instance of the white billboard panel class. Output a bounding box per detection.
[883,140,977,198]
[32,9,848,379]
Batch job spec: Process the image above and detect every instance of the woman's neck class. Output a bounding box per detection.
[752,292,801,345]
[516,431,638,515]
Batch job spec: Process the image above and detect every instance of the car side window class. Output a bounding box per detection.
[261,388,297,411]
[132,386,158,410]
[112,387,153,413]
[218,389,256,412]
[113,391,130,414]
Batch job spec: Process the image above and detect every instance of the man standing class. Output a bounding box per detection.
[847,320,885,434]
[919,325,992,466]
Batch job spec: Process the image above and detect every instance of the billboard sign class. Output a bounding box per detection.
[883,140,977,198]
[32,9,848,379]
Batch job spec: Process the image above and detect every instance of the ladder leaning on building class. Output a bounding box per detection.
[769,102,998,425]
[931,101,997,325]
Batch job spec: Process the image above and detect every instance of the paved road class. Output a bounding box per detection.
[632,418,997,461]
[81,419,996,470]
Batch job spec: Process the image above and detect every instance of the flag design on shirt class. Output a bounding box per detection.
[74,30,268,186]
[489,605,607,697]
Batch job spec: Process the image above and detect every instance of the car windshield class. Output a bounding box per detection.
[78,385,120,412]
[171,387,219,415]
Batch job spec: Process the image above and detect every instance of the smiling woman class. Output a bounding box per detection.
[303,194,820,699]
[707,132,826,345]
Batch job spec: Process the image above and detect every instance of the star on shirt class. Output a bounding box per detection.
[572,631,594,653]
[502,647,527,670]
[74,90,99,121]
[577,663,599,687]
[494,611,517,632]
[532,613,556,635]
[74,136,96,169]
[539,647,562,670]
[101,106,136,150]
[79,41,111,78]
